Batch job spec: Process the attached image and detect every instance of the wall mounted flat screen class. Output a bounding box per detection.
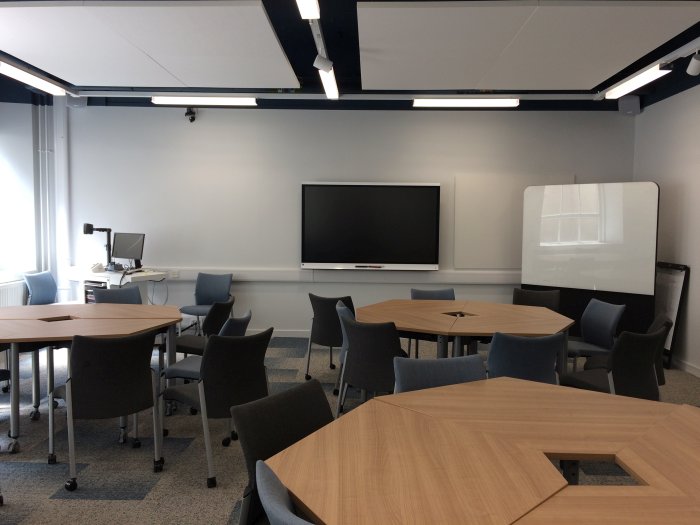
[112,232,145,261]
[302,183,440,270]
[521,182,658,295]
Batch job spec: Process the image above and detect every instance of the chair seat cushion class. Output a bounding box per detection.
[176,335,206,356]
[162,383,201,409]
[560,369,610,393]
[164,356,202,380]
[180,305,212,317]
[584,354,610,370]
[567,338,610,358]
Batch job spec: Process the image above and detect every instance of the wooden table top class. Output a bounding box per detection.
[0,304,181,343]
[356,299,573,337]
[266,378,700,524]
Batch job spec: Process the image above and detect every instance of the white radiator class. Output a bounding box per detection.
[0,281,26,306]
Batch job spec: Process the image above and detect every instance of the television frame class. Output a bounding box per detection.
[301,182,440,271]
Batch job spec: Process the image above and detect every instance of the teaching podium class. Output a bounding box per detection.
[68,267,167,304]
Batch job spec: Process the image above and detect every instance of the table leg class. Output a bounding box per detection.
[452,336,464,357]
[10,343,19,441]
[165,324,176,416]
[47,346,56,463]
[437,337,448,359]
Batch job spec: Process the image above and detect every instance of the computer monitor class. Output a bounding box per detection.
[111,232,145,268]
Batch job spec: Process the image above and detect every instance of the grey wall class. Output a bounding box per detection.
[634,84,700,375]
[66,106,634,335]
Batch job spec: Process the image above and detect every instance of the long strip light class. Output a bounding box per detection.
[318,69,339,100]
[151,96,257,106]
[296,0,320,19]
[413,98,519,108]
[604,64,672,100]
[0,61,66,96]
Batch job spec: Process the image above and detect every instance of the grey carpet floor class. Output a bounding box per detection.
[1,340,699,524]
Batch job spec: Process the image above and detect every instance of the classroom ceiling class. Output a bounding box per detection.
[1,1,700,110]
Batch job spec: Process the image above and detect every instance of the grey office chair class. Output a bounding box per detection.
[180,273,232,334]
[163,309,252,381]
[407,288,455,358]
[21,271,62,421]
[92,286,142,304]
[487,331,565,385]
[567,298,626,372]
[393,355,486,393]
[332,301,355,396]
[561,321,670,401]
[52,331,163,492]
[160,328,273,488]
[175,298,235,358]
[336,318,407,416]
[304,293,354,381]
[256,461,313,525]
[231,379,333,525]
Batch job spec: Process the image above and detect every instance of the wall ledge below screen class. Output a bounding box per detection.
[153,267,522,285]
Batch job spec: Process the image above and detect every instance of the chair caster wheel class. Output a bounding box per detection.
[154,458,164,473]
[163,428,169,437]
[52,400,59,409]
[7,440,19,453]
[132,438,141,449]
[304,374,311,380]
[65,478,77,491]
[118,431,128,444]
[330,363,336,370]
[48,453,57,464]
[189,407,198,415]
[207,477,217,488]
[222,437,231,447]
[231,430,238,441]
[29,410,40,421]
[333,388,339,396]
[2,385,9,393]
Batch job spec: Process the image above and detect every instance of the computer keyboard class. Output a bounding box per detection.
[125,269,144,275]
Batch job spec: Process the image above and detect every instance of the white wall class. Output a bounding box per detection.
[66,106,634,334]
[634,84,700,375]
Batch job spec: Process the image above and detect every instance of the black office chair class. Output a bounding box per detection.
[231,379,333,525]
[406,288,455,358]
[332,301,355,395]
[160,328,273,488]
[393,355,486,393]
[92,286,142,304]
[52,331,163,492]
[487,331,565,385]
[180,273,232,334]
[174,298,234,358]
[336,318,407,416]
[303,293,354,381]
[567,298,626,372]
[560,322,670,401]
[256,461,313,525]
[512,287,561,311]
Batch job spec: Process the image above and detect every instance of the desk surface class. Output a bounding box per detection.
[267,378,700,524]
[68,266,167,286]
[357,299,574,337]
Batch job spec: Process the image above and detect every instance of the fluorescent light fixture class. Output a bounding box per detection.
[151,96,257,106]
[319,68,339,100]
[296,0,320,19]
[413,98,519,108]
[0,61,65,96]
[604,65,672,100]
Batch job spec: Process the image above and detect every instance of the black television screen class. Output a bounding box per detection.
[301,183,440,270]
[112,232,145,261]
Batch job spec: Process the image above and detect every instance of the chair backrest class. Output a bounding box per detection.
[24,271,58,305]
[610,322,670,401]
[219,309,252,336]
[335,301,355,360]
[200,298,235,336]
[394,355,486,393]
[487,332,565,385]
[648,315,673,386]
[69,331,157,419]
[308,293,354,347]
[342,318,405,393]
[580,298,626,349]
[512,288,560,312]
[231,379,333,524]
[410,288,455,300]
[194,272,232,306]
[256,461,313,525]
[199,328,273,418]
[93,286,142,304]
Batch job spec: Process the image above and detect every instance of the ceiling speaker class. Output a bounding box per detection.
[618,95,640,116]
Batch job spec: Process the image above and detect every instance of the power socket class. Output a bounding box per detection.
[170,270,180,279]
